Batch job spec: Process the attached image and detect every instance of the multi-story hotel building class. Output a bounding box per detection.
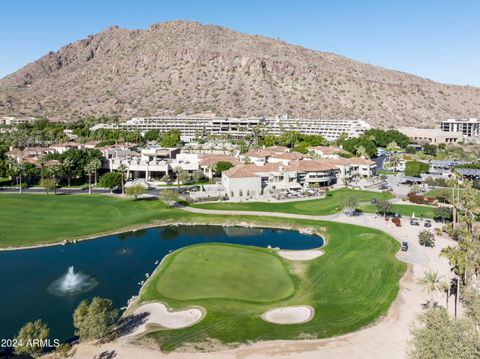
[440,118,480,137]
[91,114,371,142]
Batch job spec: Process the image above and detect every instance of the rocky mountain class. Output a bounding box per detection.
[1,20,479,127]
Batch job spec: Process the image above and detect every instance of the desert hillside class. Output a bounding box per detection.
[1,20,479,127]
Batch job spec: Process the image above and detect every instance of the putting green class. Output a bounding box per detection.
[150,244,295,302]
[135,220,406,351]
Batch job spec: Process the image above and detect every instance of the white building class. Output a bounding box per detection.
[398,127,463,144]
[264,115,371,141]
[440,118,480,137]
[222,157,376,198]
[91,114,371,142]
[0,116,37,126]
[240,146,303,165]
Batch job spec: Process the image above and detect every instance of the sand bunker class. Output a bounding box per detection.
[277,249,323,260]
[261,305,314,324]
[128,302,205,336]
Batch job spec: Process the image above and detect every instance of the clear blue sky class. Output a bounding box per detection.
[1,0,479,86]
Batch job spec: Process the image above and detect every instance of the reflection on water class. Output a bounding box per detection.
[224,227,264,237]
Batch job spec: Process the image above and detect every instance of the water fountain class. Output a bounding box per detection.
[47,266,98,297]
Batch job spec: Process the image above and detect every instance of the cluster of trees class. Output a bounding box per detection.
[422,143,439,156]
[143,129,182,147]
[375,200,394,218]
[2,148,106,193]
[14,296,117,356]
[89,128,142,143]
[257,131,328,153]
[0,116,182,151]
[338,129,410,159]
[405,160,429,177]
[423,176,450,188]
[432,206,453,222]
[409,304,480,358]
[1,119,69,148]
[411,183,480,356]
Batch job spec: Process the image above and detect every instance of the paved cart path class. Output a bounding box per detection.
[73,206,456,359]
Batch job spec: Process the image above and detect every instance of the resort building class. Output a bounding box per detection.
[440,118,480,137]
[182,141,239,155]
[264,115,371,141]
[398,128,463,144]
[91,114,371,142]
[0,116,37,126]
[6,147,53,163]
[240,146,304,165]
[198,154,241,179]
[222,157,376,198]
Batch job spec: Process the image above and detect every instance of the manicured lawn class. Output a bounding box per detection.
[359,203,436,219]
[143,244,295,303]
[0,193,203,248]
[0,193,405,351]
[192,188,393,215]
[135,220,406,351]
[424,188,480,202]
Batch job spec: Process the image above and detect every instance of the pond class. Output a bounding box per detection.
[0,225,323,341]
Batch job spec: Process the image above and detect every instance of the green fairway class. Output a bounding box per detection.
[359,203,436,218]
[192,188,393,215]
[0,193,202,248]
[134,220,405,351]
[0,193,406,351]
[144,244,295,302]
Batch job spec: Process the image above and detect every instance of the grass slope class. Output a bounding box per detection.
[0,194,405,351]
[0,194,200,248]
[359,203,436,219]
[192,188,392,215]
[135,220,405,351]
[143,244,295,303]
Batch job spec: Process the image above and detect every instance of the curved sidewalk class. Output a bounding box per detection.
[180,206,428,266]
[73,206,454,359]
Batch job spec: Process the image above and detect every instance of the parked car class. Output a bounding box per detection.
[424,220,432,228]
[410,218,420,226]
[401,241,409,251]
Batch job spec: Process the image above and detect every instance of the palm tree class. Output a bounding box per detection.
[386,141,398,153]
[355,145,369,159]
[47,164,62,195]
[117,164,128,195]
[173,166,182,191]
[84,161,98,195]
[389,154,401,172]
[9,160,27,194]
[418,270,444,307]
[91,159,102,186]
[62,158,74,187]
[441,246,466,318]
